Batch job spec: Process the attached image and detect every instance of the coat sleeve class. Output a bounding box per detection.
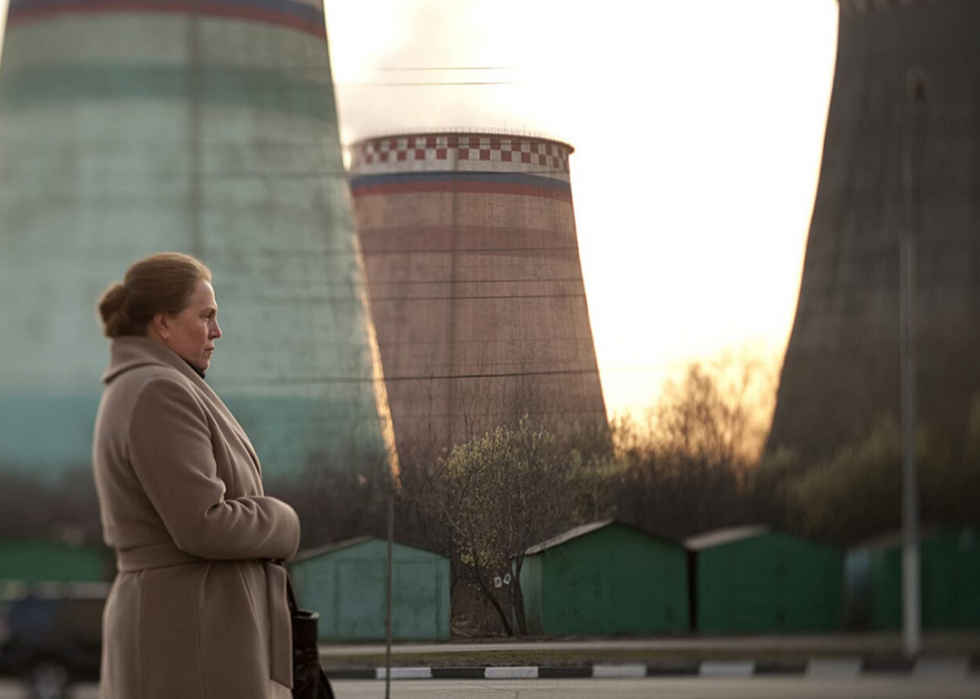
[128,376,301,561]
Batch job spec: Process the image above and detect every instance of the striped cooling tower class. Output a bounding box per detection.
[0,0,396,486]
[348,131,608,462]
[768,0,980,457]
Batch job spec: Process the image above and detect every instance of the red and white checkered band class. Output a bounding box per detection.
[349,135,572,175]
[839,0,944,13]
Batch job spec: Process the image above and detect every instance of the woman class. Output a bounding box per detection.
[92,252,300,699]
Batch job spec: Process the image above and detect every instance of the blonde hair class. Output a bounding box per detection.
[98,252,212,338]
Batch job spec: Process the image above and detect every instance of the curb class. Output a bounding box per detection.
[325,655,980,681]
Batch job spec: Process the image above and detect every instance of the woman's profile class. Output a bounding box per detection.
[92,252,300,699]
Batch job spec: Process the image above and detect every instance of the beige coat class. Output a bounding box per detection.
[92,337,301,699]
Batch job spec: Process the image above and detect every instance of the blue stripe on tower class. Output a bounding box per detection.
[350,172,573,202]
[351,172,571,191]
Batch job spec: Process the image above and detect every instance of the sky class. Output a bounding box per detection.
[0,0,841,419]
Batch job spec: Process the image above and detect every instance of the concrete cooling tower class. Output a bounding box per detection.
[768,0,980,457]
[348,131,607,463]
[0,0,396,488]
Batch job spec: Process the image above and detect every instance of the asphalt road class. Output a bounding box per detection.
[2,677,978,699]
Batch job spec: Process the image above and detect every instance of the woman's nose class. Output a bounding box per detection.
[211,320,222,339]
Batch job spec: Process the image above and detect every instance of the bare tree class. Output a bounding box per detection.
[652,352,776,469]
[267,444,393,550]
[612,351,779,540]
[417,419,590,635]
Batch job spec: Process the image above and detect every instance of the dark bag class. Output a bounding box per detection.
[285,576,336,699]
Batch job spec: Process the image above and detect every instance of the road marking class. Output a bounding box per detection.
[700,661,754,678]
[913,657,970,680]
[484,666,539,679]
[375,667,433,679]
[806,658,862,678]
[592,664,647,678]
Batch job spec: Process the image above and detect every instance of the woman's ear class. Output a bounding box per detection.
[152,312,171,341]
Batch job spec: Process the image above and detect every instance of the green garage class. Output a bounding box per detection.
[687,526,843,634]
[519,521,689,636]
[288,537,450,641]
[845,528,980,630]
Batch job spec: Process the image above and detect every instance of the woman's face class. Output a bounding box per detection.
[164,280,222,371]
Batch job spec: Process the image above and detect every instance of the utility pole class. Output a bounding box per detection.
[385,489,394,699]
[901,66,925,660]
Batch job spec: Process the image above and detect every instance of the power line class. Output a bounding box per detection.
[172,276,585,287]
[184,246,581,259]
[0,169,574,179]
[369,293,586,301]
[368,336,596,348]
[217,367,604,388]
[0,160,576,179]
[375,67,517,71]
[365,277,585,286]
[203,291,588,304]
[338,81,516,87]
[361,246,581,254]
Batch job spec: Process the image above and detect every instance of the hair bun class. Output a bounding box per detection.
[97,253,212,339]
[97,282,134,338]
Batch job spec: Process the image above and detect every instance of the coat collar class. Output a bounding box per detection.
[102,336,207,387]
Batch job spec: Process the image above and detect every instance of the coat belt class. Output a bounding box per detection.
[115,543,293,688]
[264,560,293,688]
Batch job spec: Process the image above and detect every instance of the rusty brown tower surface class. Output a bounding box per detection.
[768,0,980,457]
[348,131,608,462]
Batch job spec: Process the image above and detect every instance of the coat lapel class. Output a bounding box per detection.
[105,337,264,485]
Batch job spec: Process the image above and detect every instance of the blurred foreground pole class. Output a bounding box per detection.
[901,67,925,660]
[385,490,394,699]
